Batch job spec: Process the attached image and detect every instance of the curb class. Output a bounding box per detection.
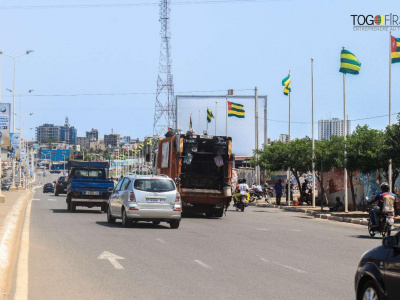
[256,203,369,226]
[0,190,32,298]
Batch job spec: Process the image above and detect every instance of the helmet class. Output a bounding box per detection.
[380,182,390,192]
[380,182,389,189]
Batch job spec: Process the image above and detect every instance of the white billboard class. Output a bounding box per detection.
[0,103,11,146]
[176,95,267,156]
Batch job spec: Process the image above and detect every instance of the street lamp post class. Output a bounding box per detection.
[0,49,34,190]
[7,89,34,189]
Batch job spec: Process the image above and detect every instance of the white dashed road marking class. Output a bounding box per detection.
[261,258,306,274]
[194,260,213,270]
[156,238,166,244]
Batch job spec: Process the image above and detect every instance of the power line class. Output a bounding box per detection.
[0,88,253,98]
[0,0,278,10]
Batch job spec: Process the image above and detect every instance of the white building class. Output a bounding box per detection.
[279,134,289,143]
[318,118,351,141]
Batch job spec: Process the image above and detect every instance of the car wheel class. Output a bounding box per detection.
[360,280,382,300]
[121,209,130,228]
[107,207,116,224]
[170,220,180,229]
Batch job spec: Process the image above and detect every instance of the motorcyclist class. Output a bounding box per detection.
[234,178,250,204]
[367,182,399,229]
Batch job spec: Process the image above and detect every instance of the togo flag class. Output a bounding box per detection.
[207,108,214,123]
[228,101,245,118]
[282,72,291,96]
[339,49,361,75]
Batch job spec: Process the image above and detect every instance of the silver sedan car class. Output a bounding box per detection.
[107,175,181,229]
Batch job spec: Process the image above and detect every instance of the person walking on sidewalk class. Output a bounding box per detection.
[274,179,283,205]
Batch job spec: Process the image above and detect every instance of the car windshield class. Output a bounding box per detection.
[71,169,105,179]
[134,179,175,192]
[58,177,68,182]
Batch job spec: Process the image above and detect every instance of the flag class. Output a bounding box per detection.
[228,101,245,118]
[207,108,214,123]
[339,49,361,75]
[189,116,192,129]
[391,35,400,64]
[282,72,291,96]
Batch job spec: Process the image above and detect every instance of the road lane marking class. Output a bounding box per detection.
[261,258,306,274]
[48,199,56,201]
[98,251,125,269]
[32,199,40,201]
[156,238,166,244]
[194,260,213,269]
[256,228,270,231]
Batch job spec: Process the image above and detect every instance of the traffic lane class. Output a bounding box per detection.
[24,195,379,300]
[106,207,378,300]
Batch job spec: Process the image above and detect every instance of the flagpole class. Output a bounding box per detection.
[287,71,291,205]
[389,30,393,193]
[198,110,201,134]
[343,46,348,213]
[312,58,316,208]
[225,96,228,136]
[215,101,217,136]
[255,86,259,185]
[206,107,209,134]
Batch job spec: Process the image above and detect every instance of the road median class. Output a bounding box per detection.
[0,190,32,299]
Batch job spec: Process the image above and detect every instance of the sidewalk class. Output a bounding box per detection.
[0,188,33,298]
[0,190,28,229]
[251,196,378,227]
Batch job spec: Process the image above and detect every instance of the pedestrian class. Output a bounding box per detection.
[274,179,283,205]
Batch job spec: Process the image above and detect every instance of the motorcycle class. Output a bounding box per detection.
[249,189,264,203]
[367,204,395,237]
[236,191,248,212]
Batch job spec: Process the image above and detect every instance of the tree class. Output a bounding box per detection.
[314,136,344,205]
[346,125,384,210]
[254,137,312,195]
[383,116,400,193]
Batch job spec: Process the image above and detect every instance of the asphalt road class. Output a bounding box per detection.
[12,181,382,300]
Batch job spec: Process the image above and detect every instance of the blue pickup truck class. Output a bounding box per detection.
[66,161,114,213]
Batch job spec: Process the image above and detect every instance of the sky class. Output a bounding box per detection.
[0,0,399,155]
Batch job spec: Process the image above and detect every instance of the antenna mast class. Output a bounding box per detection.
[153,0,175,135]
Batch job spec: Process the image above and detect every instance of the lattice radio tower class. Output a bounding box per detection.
[153,0,175,136]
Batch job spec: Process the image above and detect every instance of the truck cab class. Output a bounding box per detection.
[66,161,114,213]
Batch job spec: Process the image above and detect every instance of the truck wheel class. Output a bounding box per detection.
[205,212,213,218]
[213,208,224,218]
[121,209,130,228]
[107,207,116,224]
[71,203,76,213]
[170,220,180,229]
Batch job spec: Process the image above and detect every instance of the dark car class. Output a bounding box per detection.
[54,176,68,196]
[355,231,400,300]
[43,183,54,193]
